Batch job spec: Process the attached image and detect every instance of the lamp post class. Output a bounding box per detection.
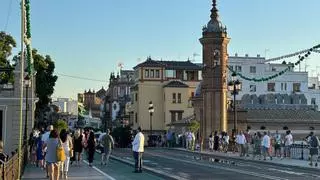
[23,75,31,145]
[228,72,242,134]
[148,101,154,135]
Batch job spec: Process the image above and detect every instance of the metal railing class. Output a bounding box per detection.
[0,145,28,180]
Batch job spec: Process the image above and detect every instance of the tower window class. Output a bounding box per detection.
[172,93,176,103]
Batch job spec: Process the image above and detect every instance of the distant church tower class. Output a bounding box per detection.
[199,0,230,137]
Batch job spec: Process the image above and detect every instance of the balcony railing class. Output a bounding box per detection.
[0,145,28,180]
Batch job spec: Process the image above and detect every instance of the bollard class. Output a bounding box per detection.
[300,142,304,160]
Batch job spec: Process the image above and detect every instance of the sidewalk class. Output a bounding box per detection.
[174,148,318,169]
[22,160,114,180]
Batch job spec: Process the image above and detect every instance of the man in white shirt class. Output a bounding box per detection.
[262,131,272,160]
[236,131,246,157]
[132,127,144,173]
[284,130,293,158]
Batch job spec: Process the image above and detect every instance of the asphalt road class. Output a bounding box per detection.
[90,153,165,180]
[111,148,320,180]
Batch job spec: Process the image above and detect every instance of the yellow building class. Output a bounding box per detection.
[130,57,202,135]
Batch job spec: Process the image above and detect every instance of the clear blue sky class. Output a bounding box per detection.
[1,0,320,99]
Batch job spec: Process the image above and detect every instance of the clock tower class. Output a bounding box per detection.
[199,0,230,137]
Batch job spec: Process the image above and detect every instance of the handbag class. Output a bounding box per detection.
[57,140,66,162]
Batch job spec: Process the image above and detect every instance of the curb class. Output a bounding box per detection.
[170,148,316,171]
[110,155,187,180]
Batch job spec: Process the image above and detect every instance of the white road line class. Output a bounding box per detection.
[146,153,289,180]
[82,160,116,180]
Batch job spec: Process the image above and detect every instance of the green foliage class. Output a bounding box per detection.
[31,49,58,121]
[0,31,16,84]
[33,50,58,105]
[53,119,68,134]
[188,120,200,133]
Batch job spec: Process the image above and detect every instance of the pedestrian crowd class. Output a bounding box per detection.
[26,125,116,180]
[201,129,320,167]
[23,124,150,179]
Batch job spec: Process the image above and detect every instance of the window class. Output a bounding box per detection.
[250,85,256,92]
[171,112,176,122]
[135,93,138,101]
[145,69,149,78]
[165,70,176,78]
[135,113,138,123]
[178,112,183,120]
[281,83,287,91]
[271,67,277,72]
[235,66,242,72]
[250,66,256,73]
[155,70,160,78]
[293,83,301,92]
[178,93,181,103]
[311,98,316,105]
[267,83,275,92]
[172,93,176,103]
[150,69,154,78]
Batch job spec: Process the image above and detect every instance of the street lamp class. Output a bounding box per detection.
[23,75,31,145]
[228,72,242,134]
[148,101,154,135]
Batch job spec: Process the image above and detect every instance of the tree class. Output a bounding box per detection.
[32,49,58,122]
[0,31,16,84]
[188,120,200,133]
[53,119,68,134]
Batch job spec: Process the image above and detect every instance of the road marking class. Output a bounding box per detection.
[268,168,306,176]
[146,152,289,180]
[83,160,116,180]
[110,155,188,180]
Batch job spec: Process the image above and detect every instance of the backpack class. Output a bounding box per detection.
[310,136,319,148]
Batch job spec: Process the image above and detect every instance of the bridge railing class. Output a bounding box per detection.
[1,145,28,180]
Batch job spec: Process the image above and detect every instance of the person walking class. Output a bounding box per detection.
[252,132,262,160]
[284,130,293,158]
[73,129,83,166]
[222,132,230,153]
[273,130,282,158]
[101,129,114,165]
[208,135,214,151]
[35,130,45,169]
[87,131,96,167]
[60,129,73,179]
[236,131,246,157]
[307,132,319,167]
[43,130,60,180]
[132,127,145,173]
[213,131,220,151]
[42,125,53,178]
[262,131,272,160]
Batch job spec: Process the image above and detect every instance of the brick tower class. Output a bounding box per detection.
[199,0,230,138]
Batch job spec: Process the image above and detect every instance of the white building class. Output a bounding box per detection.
[52,98,78,115]
[227,54,320,108]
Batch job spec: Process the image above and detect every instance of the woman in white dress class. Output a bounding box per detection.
[60,129,73,179]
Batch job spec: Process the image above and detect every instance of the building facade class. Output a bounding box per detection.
[0,63,34,154]
[52,98,78,115]
[130,57,201,135]
[228,55,320,110]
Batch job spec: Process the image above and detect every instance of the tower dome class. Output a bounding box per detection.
[203,0,226,33]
